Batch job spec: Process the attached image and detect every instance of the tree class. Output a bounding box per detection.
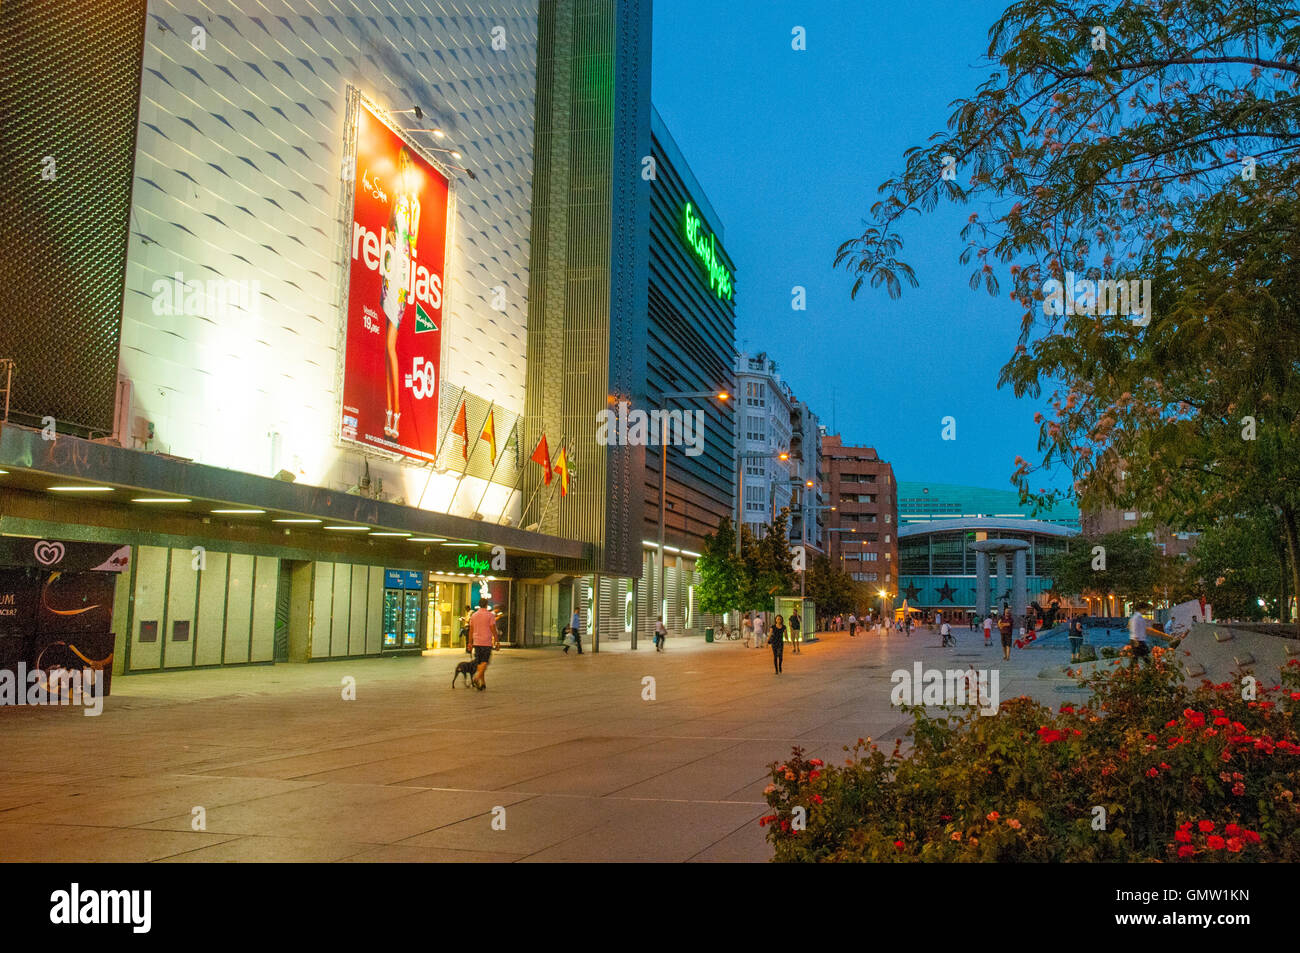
[1044,529,1176,609]
[1190,509,1288,620]
[806,553,855,618]
[833,2,1300,618]
[696,517,744,619]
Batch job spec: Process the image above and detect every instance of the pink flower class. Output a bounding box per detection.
[1007,819,1021,830]
[987,811,1000,821]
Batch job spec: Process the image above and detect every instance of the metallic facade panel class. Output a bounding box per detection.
[0,0,147,433]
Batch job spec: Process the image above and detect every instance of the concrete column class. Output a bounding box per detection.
[975,550,989,617]
[995,554,1008,611]
[1013,550,1028,620]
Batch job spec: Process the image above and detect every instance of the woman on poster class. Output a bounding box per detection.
[381,148,421,440]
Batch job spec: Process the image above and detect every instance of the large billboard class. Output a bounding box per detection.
[340,99,450,463]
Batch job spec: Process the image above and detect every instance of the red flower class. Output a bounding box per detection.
[1225,823,1241,836]
[1206,835,1226,850]
[1244,830,1261,844]
[809,770,821,780]
[1037,726,1066,744]
[1060,704,1075,714]
[1174,828,1192,843]
[987,811,1000,821]
[808,758,824,767]
[1146,767,1159,777]
[1177,844,1196,858]
[810,794,823,805]
[1232,782,1245,796]
[894,839,905,850]
[1159,762,1170,770]
[1226,837,1244,852]
[1198,820,1215,833]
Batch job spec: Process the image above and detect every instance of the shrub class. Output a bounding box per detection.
[761,657,1300,861]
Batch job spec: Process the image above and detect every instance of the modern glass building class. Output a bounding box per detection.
[896,483,1081,616]
[0,0,663,681]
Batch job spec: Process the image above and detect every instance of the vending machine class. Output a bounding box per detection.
[382,569,424,649]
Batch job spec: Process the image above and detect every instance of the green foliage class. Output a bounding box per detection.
[834,0,1300,610]
[805,553,856,617]
[761,656,1300,861]
[1192,510,1288,620]
[1045,528,1181,606]
[696,517,743,617]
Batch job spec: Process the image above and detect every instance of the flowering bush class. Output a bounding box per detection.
[762,656,1300,861]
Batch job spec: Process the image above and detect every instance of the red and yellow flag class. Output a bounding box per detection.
[451,401,468,460]
[553,446,569,497]
[479,410,496,465]
[531,434,553,484]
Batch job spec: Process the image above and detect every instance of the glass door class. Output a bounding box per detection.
[401,590,421,647]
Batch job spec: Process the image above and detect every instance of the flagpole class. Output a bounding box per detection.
[534,444,569,533]
[494,428,540,527]
[446,400,494,512]
[472,417,517,519]
[417,385,467,510]
[517,434,563,530]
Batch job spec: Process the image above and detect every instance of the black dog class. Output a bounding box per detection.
[452,660,477,688]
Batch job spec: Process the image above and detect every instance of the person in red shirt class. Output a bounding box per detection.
[469,601,497,691]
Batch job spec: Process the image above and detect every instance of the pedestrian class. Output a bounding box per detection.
[940,619,953,647]
[1128,604,1150,666]
[934,610,942,631]
[460,611,472,655]
[1068,616,1084,662]
[789,610,801,653]
[753,613,766,650]
[998,612,1013,661]
[848,612,857,638]
[769,614,787,674]
[469,600,496,690]
[567,606,584,654]
[982,614,993,647]
[654,615,667,652]
[742,614,754,647]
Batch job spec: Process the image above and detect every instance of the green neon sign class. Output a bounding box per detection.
[682,202,734,302]
[457,553,490,575]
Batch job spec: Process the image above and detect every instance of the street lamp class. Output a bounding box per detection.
[656,389,729,647]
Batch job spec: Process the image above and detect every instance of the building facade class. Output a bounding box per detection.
[820,435,897,590]
[896,483,1083,618]
[0,0,662,681]
[734,352,796,538]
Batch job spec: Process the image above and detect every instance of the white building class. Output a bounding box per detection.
[733,352,821,550]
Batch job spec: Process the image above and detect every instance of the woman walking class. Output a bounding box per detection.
[769,614,787,675]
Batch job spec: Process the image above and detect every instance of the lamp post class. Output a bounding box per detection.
[656,389,729,648]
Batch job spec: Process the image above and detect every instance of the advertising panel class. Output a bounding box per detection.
[340,99,450,463]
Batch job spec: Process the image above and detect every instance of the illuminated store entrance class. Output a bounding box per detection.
[424,574,512,649]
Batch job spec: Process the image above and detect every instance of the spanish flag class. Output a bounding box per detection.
[451,401,468,460]
[531,434,553,484]
[479,410,496,465]
[553,445,569,497]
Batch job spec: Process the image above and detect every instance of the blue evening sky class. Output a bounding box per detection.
[651,0,1071,498]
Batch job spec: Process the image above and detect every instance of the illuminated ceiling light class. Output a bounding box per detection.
[370,531,411,537]
[0,470,8,474]
[409,537,447,542]
[212,509,265,514]
[49,486,114,492]
[325,525,370,532]
[441,542,478,547]
[132,497,192,504]
[272,518,321,524]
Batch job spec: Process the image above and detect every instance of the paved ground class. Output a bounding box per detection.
[0,626,1072,862]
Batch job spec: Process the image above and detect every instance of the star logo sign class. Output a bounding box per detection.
[902,582,922,602]
[937,582,957,603]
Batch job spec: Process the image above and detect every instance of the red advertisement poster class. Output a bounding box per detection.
[339,100,449,463]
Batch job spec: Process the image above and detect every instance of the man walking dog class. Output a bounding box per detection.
[470,600,497,691]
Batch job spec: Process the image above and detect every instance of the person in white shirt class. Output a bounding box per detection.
[752,614,766,649]
[982,615,993,647]
[1128,605,1150,665]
